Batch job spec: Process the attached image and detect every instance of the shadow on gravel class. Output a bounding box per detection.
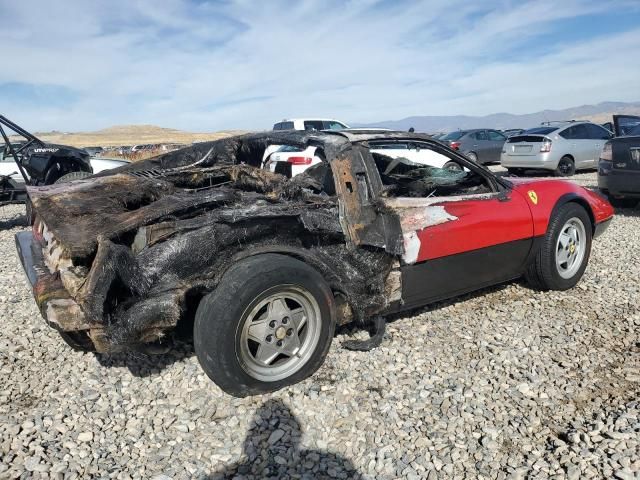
[94,339,195,377]
[0,209,27,229]
[206,399,363,479]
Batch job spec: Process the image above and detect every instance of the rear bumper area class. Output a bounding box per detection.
[598,170,640,198]
[15,231,95,350]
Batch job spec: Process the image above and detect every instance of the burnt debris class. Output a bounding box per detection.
[28,131,403,352]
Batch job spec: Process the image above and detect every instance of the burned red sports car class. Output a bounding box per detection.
[16,130,613,397]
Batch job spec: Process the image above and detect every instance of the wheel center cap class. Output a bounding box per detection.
[275,326,287,340]
[570,244,575,253]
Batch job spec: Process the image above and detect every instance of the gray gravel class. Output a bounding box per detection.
[1,170,639,479]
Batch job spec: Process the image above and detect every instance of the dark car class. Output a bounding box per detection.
[598,115,640,207]
[441,129,507,164]
[17,130,613,397]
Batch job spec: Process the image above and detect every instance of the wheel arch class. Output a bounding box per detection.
[550,193,596,234]
[43,156,93,184]
[179,245,352,333]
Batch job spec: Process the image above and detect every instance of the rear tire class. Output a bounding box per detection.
[525,203,592,291]
[194,254,336,397]
[54,171,92,183]
[554,156,575,177]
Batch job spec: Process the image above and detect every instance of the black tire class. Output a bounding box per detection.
[54,171,92,184]
[525,203,592,291]
[194,254,336,397]
[443,161,463,172]
[25,197,34,225]
[554,156,575,177]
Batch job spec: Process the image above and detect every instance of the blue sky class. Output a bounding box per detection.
[1,0,640,132]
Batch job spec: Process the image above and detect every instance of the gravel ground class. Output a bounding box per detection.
[0,171,638,479]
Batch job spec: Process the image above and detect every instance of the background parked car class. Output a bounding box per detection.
[263,134,462,178]
[501,121,613,176]
[441,129,507,164]
[598,115,640,207]
[82,146,104,157]
[272,118,349,131]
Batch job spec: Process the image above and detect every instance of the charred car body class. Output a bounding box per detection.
[16,130,613,397]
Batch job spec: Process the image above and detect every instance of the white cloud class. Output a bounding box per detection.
[1,0,639,132]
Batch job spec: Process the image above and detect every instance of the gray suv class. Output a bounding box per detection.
[501,121,613,176]
[441,129,507,165]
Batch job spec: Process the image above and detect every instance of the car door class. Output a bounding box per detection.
[584,124,613,168]
[368,143,535,307]
[560,125,592,168]
[487,130,507,163]
[467,130,490,163]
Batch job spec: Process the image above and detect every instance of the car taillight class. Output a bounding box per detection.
[600,141,612,161]
[287,156,312,165]
[540,138,552,153]
[450,141,461,150]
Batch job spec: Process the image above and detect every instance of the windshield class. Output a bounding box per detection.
[524,127,559,135]
[441,131,466,141]
[629,125,640,136]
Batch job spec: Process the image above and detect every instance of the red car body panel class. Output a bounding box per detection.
[414,192,533,262]
[509,178,614,235]
[402,178,613,264]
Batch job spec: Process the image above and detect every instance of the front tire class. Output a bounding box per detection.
[194,254,336,397]
[525,203,592,291]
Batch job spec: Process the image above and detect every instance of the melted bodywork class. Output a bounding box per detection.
[24,131,411,351]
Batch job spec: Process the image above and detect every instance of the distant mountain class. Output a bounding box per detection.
[357,101,640,133]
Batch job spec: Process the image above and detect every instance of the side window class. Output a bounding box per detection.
[370,143,493,198]
[474,130,488,141]
[584,124,612,140]
[559,126,575,139]
[488,130,506,141]
[303,120,324,131]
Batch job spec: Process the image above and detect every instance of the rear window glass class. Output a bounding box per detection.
[441,131,466,141]
[524,127,558,135]
[277,145,304,152]
[273,122,294,130]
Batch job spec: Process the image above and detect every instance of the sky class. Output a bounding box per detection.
[1,0,640,132]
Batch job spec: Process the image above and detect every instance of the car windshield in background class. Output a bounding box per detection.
[325,121,347,130]
[273,122,294,130]
[629,125,640,136]
[442,131,466,141]
[524,127,559,135]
